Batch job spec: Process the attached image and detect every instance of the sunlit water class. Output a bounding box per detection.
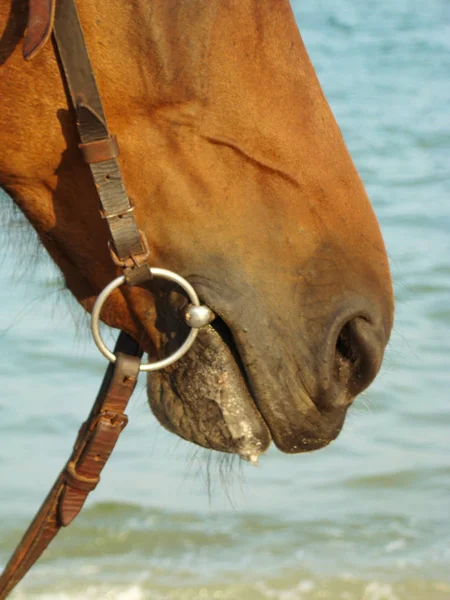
[1,1,449,598]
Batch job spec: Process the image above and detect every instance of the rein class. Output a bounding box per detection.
[0,1,213,596]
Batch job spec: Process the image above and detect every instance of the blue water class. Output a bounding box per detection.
[1,1,449,598]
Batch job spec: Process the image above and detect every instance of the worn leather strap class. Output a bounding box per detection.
[23,0,56,59]
[0,333,143,599]
[79,135,119,164]
[52,0,152,285]
[24,0,151,284]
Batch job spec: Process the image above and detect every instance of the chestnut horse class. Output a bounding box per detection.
[0,1,394,460]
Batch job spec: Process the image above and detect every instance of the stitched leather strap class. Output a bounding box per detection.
[0,333,143,599]
[52,0,152,285]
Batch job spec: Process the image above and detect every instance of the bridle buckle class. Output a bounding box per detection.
[108,229,151,269]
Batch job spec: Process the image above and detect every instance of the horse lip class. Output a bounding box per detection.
[207,314,305,451]
[209,316,254,397]
[191,284,347,454]
[147,300,272,458]
[205,309,344,454]
[207,314,274,451]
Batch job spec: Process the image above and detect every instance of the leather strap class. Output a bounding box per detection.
[79,135,119,164]
[25,0,152,284]
[52,0,152,285]
[0,333,143,599]
[23,0,56,59]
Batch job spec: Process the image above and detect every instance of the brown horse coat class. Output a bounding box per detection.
[0,1,394,457]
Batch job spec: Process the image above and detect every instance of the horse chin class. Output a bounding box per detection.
[147,322,272,461]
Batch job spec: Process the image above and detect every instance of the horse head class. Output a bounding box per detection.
[0,0,394,460]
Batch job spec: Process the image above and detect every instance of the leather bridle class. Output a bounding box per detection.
[0,1,213,596]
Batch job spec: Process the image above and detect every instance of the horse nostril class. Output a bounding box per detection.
[333,315,385,397]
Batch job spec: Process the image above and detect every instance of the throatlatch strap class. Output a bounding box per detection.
[0,333,143,599]
[52,0,151,284]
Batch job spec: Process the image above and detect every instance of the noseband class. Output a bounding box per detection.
[0,1,213,596]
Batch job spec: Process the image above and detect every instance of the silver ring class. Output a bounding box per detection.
[91,268,202,372]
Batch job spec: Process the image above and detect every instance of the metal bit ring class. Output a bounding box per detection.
[91,268,213,372]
